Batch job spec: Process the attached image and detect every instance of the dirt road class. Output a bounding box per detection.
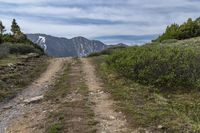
[82,59,131,133]
[0,58,131,133]
[0,58,67,133]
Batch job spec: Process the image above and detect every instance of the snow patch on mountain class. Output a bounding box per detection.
[36,36,47,51]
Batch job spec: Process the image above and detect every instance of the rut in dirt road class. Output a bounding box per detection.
[0,58,68,133]
[81,58,132,133]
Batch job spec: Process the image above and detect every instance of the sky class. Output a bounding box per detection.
[0,0,200,44]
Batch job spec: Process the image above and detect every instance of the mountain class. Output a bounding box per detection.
[26,34,108,57]
[115,43,128,46]
[108,43,128,47]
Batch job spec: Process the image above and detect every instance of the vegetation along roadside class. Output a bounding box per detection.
[89,37,200,132]
[0,19,48,102]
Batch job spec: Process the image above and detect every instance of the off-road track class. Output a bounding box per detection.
[0,58,131,133]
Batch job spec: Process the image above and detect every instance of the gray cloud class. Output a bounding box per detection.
[0,0,199,44]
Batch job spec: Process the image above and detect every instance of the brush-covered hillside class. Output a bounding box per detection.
[0,19,48,102]
[89,33,200,132]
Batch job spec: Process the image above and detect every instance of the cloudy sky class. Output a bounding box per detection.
[0,0,200,44]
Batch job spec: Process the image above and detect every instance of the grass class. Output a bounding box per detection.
[45,61,70,133]
[91,56,200,132]
[0,56,49,101]
[45,58,97,133]
[48,124,63,133]
[45,61,70,100]
[0,55,21,66]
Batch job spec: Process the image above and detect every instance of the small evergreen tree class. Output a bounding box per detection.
[155,17,200,42]
[178,18,200,39]
[11,19,21,36]
[156,23,179,42]
[196,17,200,24]
[11,19,26,41]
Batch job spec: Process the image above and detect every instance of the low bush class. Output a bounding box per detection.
[106,45,200,91]
[161,39,178,44]
[2,34,16,43]
[1,34,44,55]
[88,46,127,57]
[48,124,63,133]
[2,34,28,43]
[0,44,9,58]
[9,43,42,55]
[0,36,2,44]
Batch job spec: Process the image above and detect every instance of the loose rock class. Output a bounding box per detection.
[23,95,44,104]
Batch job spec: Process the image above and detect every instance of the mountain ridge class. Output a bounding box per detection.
[27,34,108,57]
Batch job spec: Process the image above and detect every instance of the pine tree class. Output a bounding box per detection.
[11,19,27,41]
[11,19,21,36]
[196,17,200,25]
[156,23,179,42]
[0,21,6,35]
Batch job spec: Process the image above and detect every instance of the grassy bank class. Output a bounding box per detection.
[0,56,49,102]
[0,33,47,102]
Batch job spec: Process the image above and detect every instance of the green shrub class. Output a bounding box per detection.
[9,43,41,55]
[161,39,178,44]
[2,34,44,53]
[106,45,200,91]
[2,34,16,43]
[0,36,2,44]
[87,52,102,57]
[2,34,27,43]
[88,46,127,57]
[48,124,63,133]
[0,44,9,58]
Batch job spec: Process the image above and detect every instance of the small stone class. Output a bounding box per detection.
[27,53,40,58]
[43,110,47,113]
[109,116,115,120]
[99,91,104,94]
[158,125,163,129]
[3,105,12,110]
[7,63,14,67]
[23,95,44,104]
